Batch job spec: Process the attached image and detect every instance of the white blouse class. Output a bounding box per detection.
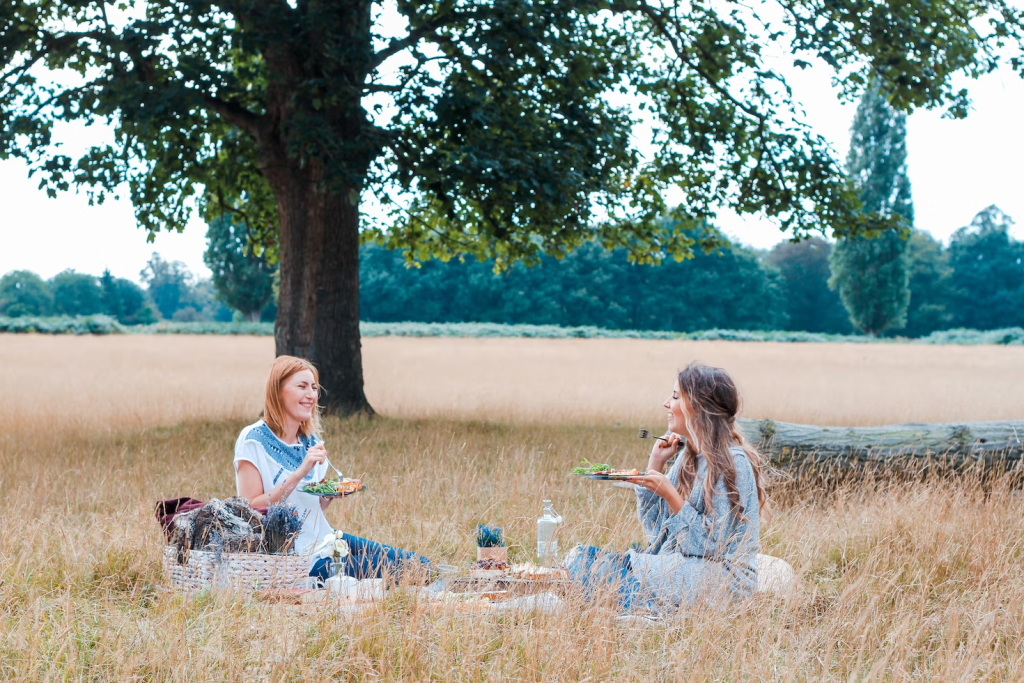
[233,419,336,561]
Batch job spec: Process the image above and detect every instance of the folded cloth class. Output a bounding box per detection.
[155,497,206,541]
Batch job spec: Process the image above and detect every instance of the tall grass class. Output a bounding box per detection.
[1,417,1022,680]
[1,335,1023,679]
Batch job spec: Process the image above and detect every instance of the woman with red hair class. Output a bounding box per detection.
[234,355,431,584]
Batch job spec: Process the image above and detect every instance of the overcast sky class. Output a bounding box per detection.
[2,26,1022,284]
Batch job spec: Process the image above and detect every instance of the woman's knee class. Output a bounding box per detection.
[564,544,594,575]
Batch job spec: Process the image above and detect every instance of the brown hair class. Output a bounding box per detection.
[674,362,768,520]
[263,355,322,440]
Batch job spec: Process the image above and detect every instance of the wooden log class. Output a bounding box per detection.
[735,418,1024,470]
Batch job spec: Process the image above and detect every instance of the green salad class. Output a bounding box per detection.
[302,478,342,494]
[571,459,612,475]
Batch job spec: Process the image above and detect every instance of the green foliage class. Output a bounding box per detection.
[947,206,1024,330]
[0,270,53,317]
[846,83,916,228]
[49,270,104,317]
[920,327,1024,345]
[830,80,913,336]
[138,254,231,322]
[172,279,234,323]
[0,315,123,334]
[830,232,911,336]
[5,0,1018,266]
[99,270,157,325]
[203,216,275,322]
[4,316,1024,346]
[134,321,272,335]
[904,232,954,337]
[476,526,504,548]
[139,254,194,321]
[766,238,851,334]
[360,240,787,333]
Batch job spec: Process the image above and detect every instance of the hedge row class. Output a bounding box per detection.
[2,316,1023,346]
[0,315,125,335]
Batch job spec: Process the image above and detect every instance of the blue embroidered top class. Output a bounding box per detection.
[233,420,335,558]
[244,421,324,475]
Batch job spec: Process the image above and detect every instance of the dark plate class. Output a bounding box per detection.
[579,472,640,480]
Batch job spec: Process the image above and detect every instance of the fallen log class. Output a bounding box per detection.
[736,418,1024,471]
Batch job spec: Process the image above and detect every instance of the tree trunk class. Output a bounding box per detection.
[738,418,1024,472]
[249,3,378,416]
[268,160,373,416]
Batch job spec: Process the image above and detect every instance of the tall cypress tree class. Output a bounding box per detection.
[829,80,913,336]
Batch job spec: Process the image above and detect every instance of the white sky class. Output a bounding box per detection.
[1,20,1022,283]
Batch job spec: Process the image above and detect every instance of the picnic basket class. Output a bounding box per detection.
[162,546,309,592]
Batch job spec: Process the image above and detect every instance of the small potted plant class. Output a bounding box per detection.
[476,525,507,563]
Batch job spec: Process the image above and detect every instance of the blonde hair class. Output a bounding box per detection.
[263,356,322,440]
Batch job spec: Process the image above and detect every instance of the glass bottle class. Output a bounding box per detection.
[536,500,564,566]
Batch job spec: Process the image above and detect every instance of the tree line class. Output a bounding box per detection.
[0,215,284,323]
[820,77,1024,337]
[3,204,1019,338]
[359,209,1021,337]
[0,254,239,324]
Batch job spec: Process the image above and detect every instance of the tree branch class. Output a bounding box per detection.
[22,83,95,120]
[200,94,265,138]
[21,19,265,138]
[610,0,767,123]
[369,9,481,69]
[366,54,444,94]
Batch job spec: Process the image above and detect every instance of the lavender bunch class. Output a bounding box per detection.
[263,503,303,554]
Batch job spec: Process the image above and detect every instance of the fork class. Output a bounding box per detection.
[327,460,344,480]
[636,429,670,443]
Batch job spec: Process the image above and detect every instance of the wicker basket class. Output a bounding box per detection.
[163,546,310,593]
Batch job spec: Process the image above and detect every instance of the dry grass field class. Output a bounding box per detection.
[3,334,1024,433]
[1,333,1023,680]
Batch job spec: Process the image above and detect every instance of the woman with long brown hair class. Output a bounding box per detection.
[234,355,431,584]
[565,362,768,610]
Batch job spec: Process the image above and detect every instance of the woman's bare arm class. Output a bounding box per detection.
[237,460,312,508]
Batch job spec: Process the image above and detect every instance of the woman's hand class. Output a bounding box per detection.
[648,433,681,473]
[239,442,330,508]
[629,469,685,514]
[297,443,327,478]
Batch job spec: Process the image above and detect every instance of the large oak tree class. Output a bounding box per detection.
[3,0,1022,413]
